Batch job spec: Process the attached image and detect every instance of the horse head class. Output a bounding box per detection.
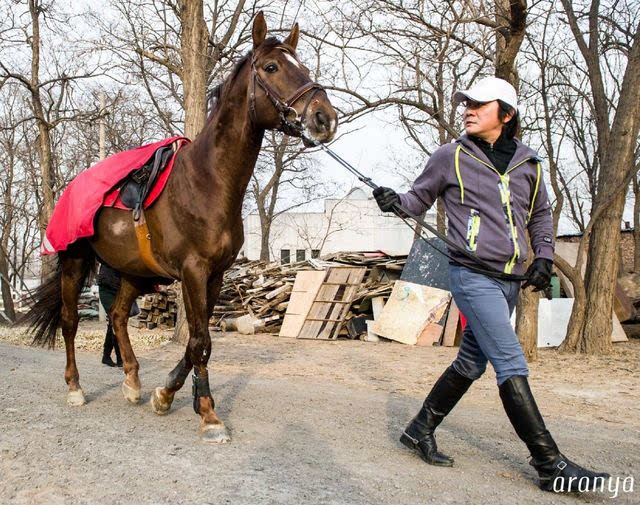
[249,12,338,147]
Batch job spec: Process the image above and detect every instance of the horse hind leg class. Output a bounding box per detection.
[60,255,92,406]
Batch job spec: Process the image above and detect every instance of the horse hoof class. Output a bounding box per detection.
[201,424,231,444]
[151,387,171,415]
[67,389,86,407]
[122,381,141,404]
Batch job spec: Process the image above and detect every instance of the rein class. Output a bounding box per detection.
[249,52,324,136]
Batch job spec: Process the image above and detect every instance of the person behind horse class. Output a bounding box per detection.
[373,76,608,493]
[98,263,122,367]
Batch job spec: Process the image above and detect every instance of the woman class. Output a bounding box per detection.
[373,76,608,493]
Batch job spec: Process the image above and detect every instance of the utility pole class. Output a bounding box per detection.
[99,92,106,161]
[98,91,107,323]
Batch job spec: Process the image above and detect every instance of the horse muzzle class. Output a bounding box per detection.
[302,106,337,146]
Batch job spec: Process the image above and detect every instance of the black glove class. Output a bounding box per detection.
[522,258,553,293]
[373,186,400,213]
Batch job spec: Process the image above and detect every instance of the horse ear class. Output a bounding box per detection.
[252,11,267,50]
[283,22,299,51]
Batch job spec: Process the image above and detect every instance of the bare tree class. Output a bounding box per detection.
[0,0,101,277]
[98,0,258,138]
[634,169,640,272]
[557,0,640,354]
[249,132,338,261]
[0,86,46,299]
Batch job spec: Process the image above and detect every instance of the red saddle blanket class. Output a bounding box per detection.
[42,136,190,255]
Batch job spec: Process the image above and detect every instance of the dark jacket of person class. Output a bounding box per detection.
[398,134,554,276]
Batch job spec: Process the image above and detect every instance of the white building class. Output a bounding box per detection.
[242,186,437,262]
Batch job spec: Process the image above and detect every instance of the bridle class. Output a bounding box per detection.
[249,48,325,137]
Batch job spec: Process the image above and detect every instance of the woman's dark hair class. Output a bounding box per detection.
[497,100,520,139]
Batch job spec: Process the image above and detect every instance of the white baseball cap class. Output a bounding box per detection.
[453,76,518,111]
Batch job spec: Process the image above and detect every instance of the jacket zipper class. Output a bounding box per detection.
[458,146,532,273]
[466,209,481,252]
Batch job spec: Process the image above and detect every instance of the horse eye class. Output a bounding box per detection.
[265,63,278,73]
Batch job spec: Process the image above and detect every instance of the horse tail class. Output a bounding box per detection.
[20,249,95,348]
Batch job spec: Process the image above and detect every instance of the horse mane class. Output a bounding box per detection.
[207,37,283,120]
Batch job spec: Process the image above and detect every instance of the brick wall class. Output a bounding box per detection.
[556,229,637,273]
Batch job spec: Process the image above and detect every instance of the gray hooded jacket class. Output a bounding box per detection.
[398,134,554,276]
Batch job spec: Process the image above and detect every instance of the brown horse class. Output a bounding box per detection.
[23,12,337,443]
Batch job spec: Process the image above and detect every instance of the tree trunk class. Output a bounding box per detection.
[259,218,271,262]
[516,249,538,361]
[179,0,209,138]
[28,0,55,279]
[560,0,640,354]
[494,0,527,85]
[0,258,16,323]
[634,175,640,272]
[173,0,211,343]
[555,255,587,352]
[494,0,535,358]
[256,136,288,262]
[35,108,55,279]
[579,195,626,354]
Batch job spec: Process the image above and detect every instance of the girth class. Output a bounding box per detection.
[133,210,172,278]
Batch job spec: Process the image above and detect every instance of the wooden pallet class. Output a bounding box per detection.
[297,267,366,340]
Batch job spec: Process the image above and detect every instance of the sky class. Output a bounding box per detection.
[4,0,635,238]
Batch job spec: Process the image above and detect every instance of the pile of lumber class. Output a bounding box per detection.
[212,260,296,333]
[77,288,99,320]
[131,288,178,329]
[213,253,406,334]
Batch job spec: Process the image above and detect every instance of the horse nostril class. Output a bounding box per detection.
[315,110,329,129]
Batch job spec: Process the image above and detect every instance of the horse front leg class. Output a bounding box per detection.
[154,267,229,443]
[150,276,221,417]
[196,273,227,442]
[111,276,144,404]
[150,355,192,415]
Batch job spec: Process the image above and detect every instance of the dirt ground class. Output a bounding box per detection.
[0,321,638,504]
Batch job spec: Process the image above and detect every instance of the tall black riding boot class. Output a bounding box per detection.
[400,366,474,467]
[114,339,123,367]
[101,321,117,367]
[499,375,609,492]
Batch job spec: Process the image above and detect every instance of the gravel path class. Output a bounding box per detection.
[1,328,638,504]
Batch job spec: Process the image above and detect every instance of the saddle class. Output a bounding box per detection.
[119,145,174,221]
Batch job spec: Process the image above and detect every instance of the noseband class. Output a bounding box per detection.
[249,51,325,137]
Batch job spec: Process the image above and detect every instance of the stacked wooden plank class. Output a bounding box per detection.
[77,288,99,320]
[213,254,406,335]
[131,289,178,329]
[370,281,453,346]
[280,267,367,340]
[212,260,298,333]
